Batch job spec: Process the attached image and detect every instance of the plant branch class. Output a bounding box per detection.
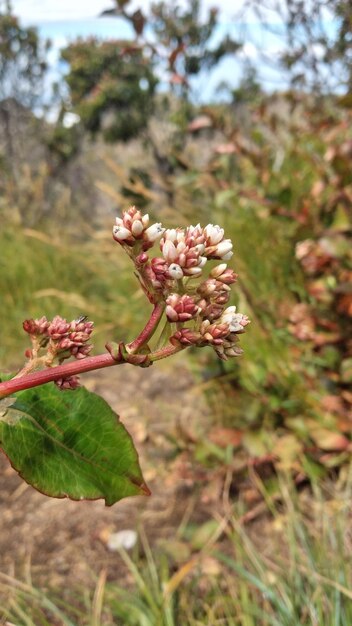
[0,340,185,399]
[126,302,165,353]
[0,352,123,398]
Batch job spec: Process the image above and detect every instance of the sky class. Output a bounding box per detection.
[12,0,240,22]
[9,0,291,110]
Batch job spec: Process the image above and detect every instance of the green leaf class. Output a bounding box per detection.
[0,382,149,506]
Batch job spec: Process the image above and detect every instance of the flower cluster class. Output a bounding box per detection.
[113,206,164,251]
[23,315,94,387]
[113,207,250,360]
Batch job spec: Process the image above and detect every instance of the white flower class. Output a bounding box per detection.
[131,220,144,236]
[142,214,150,227]
[210,263,227,278]
[144,223,165,242]
[168,263,184,279]
[215,239,233,258]
[221,306,248,332]
[162,240,178,262]
[204,224,224,245]
[113,225,131,241]
[186,266,203,276]
[222,251,233,261]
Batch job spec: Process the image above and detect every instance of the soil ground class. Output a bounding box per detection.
[0,355,213,590]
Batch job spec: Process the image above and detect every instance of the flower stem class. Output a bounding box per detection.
[126,303,165,354]
[0,353,122,398]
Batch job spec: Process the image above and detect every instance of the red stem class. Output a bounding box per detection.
[0,343,184,398]
[126,303,165,353]
[0,353,122,397]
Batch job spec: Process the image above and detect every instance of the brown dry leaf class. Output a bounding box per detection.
[187,115,212,132]
[215,142,236,155]
[273,434,303,468]
[288,303,315,341]
[208,427,243,448]
[337,294,352,316]
[199,555,221,577]
[311,180,325,198]
[321,395,346,416]
[310,428,350,451]
[313,332,342,346]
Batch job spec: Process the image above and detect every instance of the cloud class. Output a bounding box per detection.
[12,0,240,23]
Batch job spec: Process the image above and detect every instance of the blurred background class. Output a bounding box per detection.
[0,0,352,624]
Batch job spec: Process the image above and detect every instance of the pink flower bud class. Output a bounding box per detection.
[200,320,229,344]
[166,294,200,322]
[135,252,149,266]
[210,264,237,284]
[55,375,80,390]
[71,344,93,359]
[170,328,201,346]
[23,316,49,336]
[48,316,71,339]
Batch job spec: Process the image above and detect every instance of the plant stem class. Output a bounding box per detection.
[149,343,183,362]
[0,342,184,399]
[0,353,122,398]
[126,303,165,353]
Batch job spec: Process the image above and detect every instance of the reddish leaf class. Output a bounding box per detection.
[310,428,350,451]
[187,115,212,132]
[208,427,243,448]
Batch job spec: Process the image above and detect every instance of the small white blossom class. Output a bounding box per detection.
[210,263,227,278]
[144,223,165,242]
[131,220,144,236]
[221,306,249,332]
[215,239,233,258]
[168,263,184,279]
[113,225,131,241]
[162,240,178,263]
[142,214,150,227]
[186,266,203,276]
[204,224,224,245]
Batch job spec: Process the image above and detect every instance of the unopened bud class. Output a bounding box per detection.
[55,375,80,390]
[131,220,144,236]
[135,252,149,266]
[215,240,233,257]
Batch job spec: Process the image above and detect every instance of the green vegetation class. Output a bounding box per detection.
[1,0,352,622]
[0,227,145,366]
[1,476,352,625]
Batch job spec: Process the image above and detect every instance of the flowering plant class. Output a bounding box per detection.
[0,208,249,505]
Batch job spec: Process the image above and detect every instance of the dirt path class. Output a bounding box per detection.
[0,355,211,589]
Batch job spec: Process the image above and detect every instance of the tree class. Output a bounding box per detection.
[241,0,352,95]
[60,38,157,142]
[0,0,49,107]
[101,0,241,102]
[0,1,50,177]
